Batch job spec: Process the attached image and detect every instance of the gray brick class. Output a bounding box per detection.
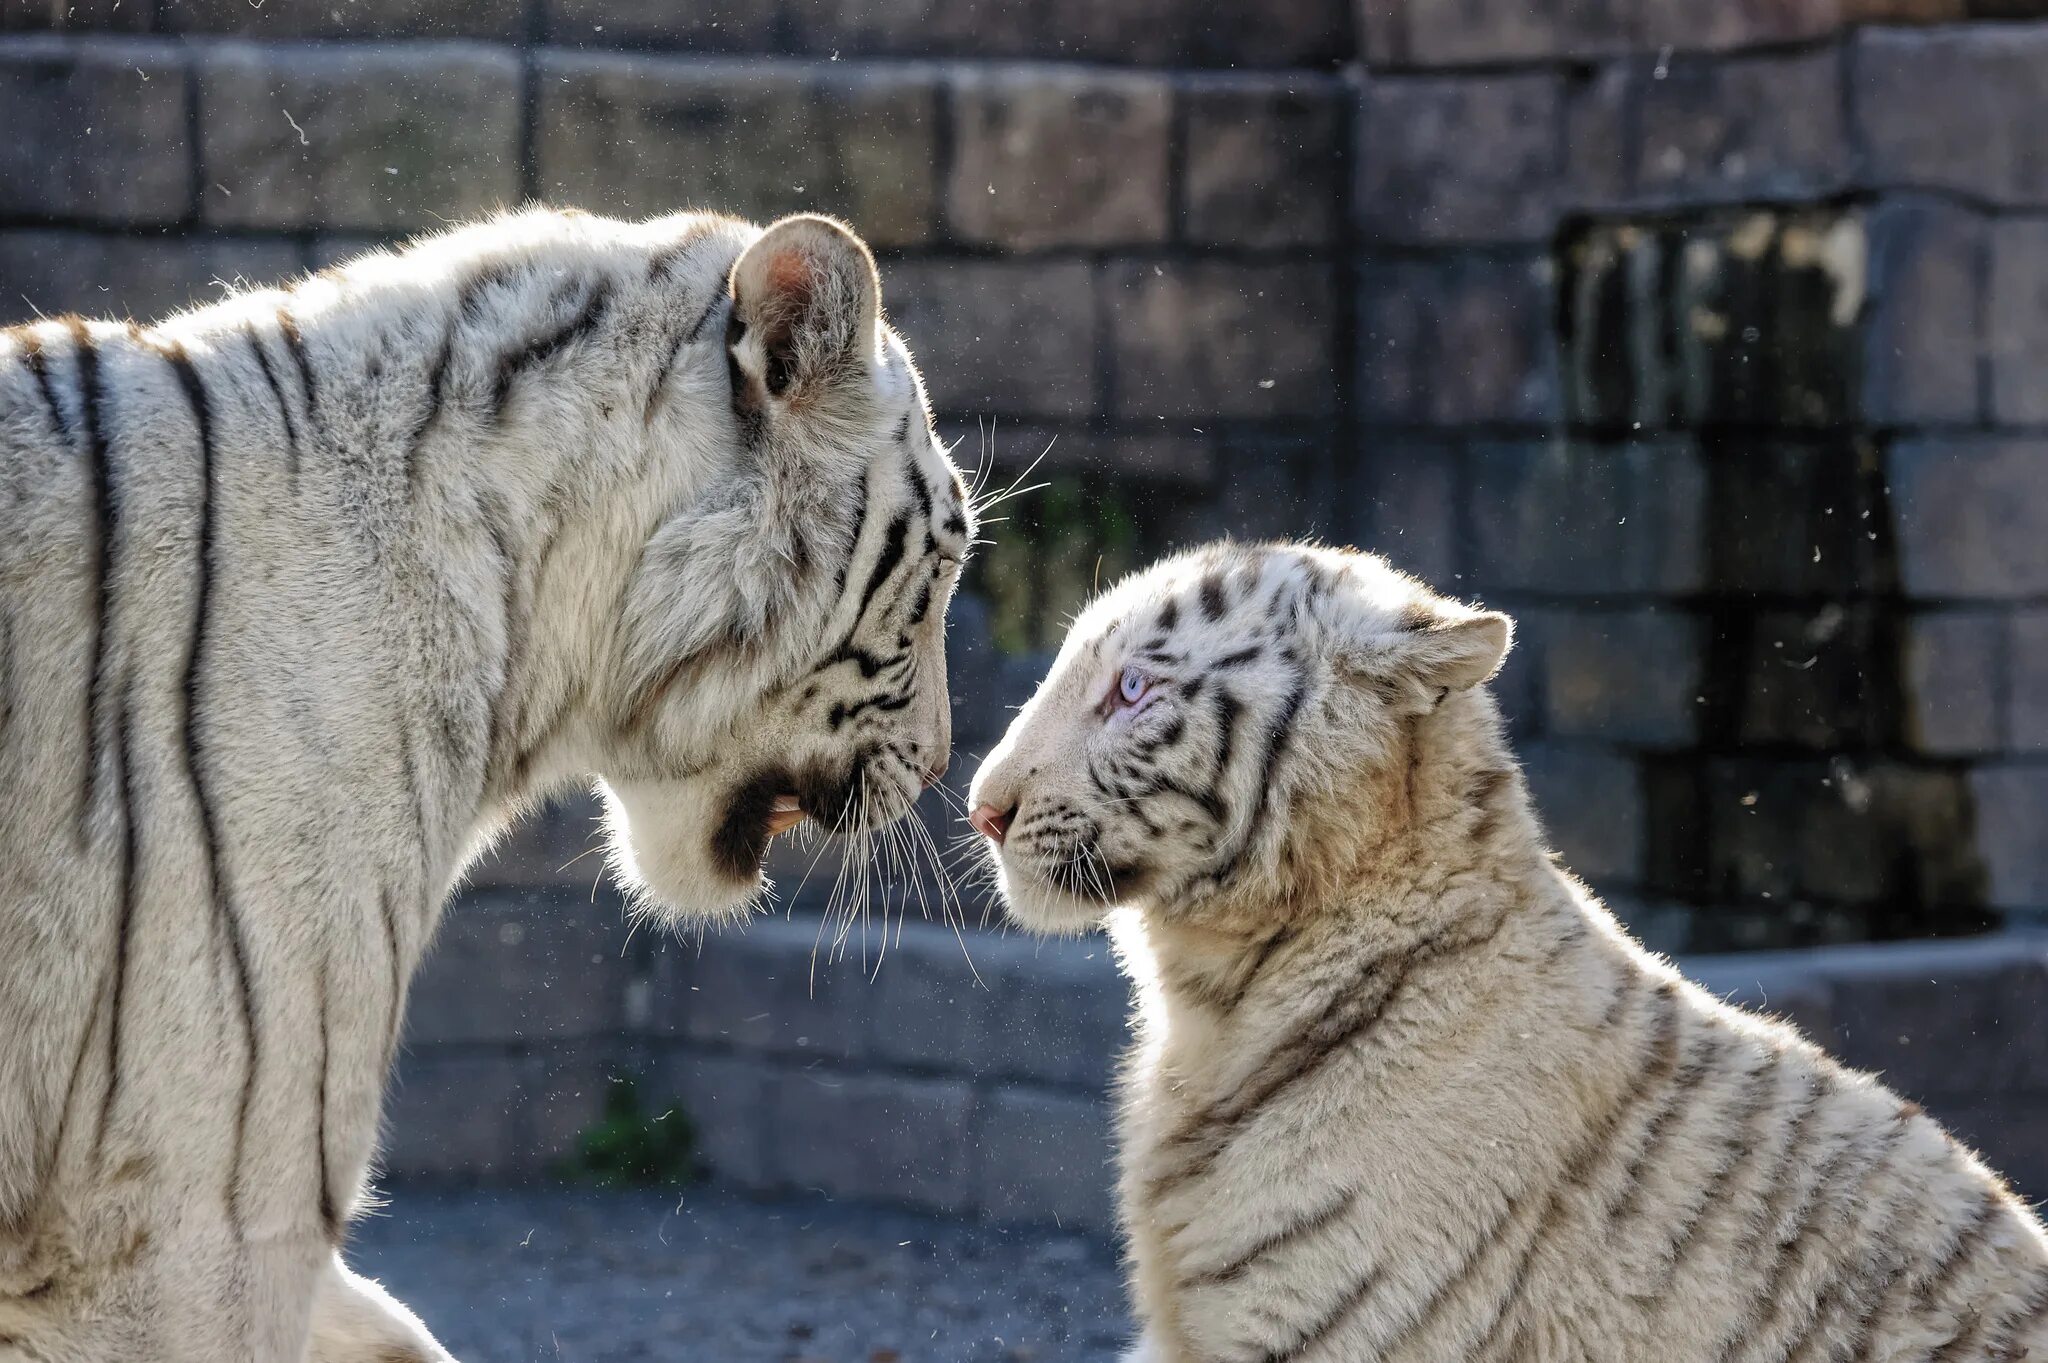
[867,928,1005,1074]
[1856,26,2048,205]
[1890,437,2048,600]
[1563,62,1631,209]
[0,230,303,325]
[380,1051,531,1179]
[1707,441,1893,597]
[2011,609,2048,753]
[0,37,189,223]
[166,0,525,38]
[1635,50,1849,203]
[537,55,939,249]
[469,789,608,891]
[1,0,151,30]
[524,1048,638,1170]
[1182,74,1343,248]
[1901,611,2006,756]
[977,934,1126,1092]
[1395,0,1631,64]
[408,889,638,1047]
[1990,217,2048,425]
[884,259,1096,418]
[199,42,520,232]
[1828,945,2048,1099]
[1355,73,1562,244]
[1105,262,1337,420]
[1541,609,1704,747]
[972,1087,1116,1231]
[1736,607,1895,750]
[1215,432,1343,545]
[785,0,1347,66]
[1972,764,2048,909]
[544,0,777,48]
[1357,256,1559,426]
[947,66,1170,249]
[1687,949,1837,1049]
[1468,439,1705,597]
[652,916,875,1063]
[1864,199,1986,427]
[1637,0,1841,51]
[1522,742,1644,885]
[935,421,1216,488]
[659,1050,776,1189]
[766,1068,976,1209]
[1353,438,1463,586]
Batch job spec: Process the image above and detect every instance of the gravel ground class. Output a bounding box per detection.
[350,1185,1133,1362]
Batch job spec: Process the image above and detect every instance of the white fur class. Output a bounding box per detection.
[0,207,972,1360]
[974,541,2048,1363]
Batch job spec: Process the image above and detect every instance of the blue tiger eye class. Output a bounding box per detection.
[1119,667,1148,704]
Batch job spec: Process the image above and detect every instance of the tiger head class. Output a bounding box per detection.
[966,542,1511,934]
[588,214,975,921]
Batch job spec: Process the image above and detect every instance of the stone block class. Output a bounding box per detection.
[659,1050,776,1189]
[1686,949,1838,1048]
[947,66,1170,249]
[2012,609,2048,753]
[977,933,1126,1092]
[1864,198,1986,427]
[1182,74,1343,248]
[536,55,939,249]
[0,230,304,325]
[1355,72,1563,244]
[765,1068,977,1209]
[1797,764,1983,908]
[0,37,189,224]
[1396,0,1631,64]
[1889,437,2048,600]
[1856,26,2048,206]
[380,1051,532,1179]
[785,0,1349,66]
[1521,742,1645,885]
[469,789,609,890]
[1939,1096,2048,1206]
[971,1087,1117,1231]
[1356,256,1559,427]
[1901,610,2006,756]
[1540,609,1704,748]
[1105,261,1338,420]
[1972,764,2048,909]
[1563,62,1631,209]
[1467,439,1706,597]
[544,0,777,48]
[1635,50,1850,204]
[199,42,520,232]
[1828,946,2048,1100]
[1353,438,1463,587]
[1734,607,1896,750]
[884,259,1097,418]
[1,0,150,30]
[523,1047,641,1170]
[167,0,526,37]
[1706,439,1893,597]
[866,927,1006,1074]
[653,915,876,1063]
[408,889,639,1046]
[1990,217,2048,425]
[935,421,1216,488]
[1638,0,1843,52]
[1215,432,1343,546]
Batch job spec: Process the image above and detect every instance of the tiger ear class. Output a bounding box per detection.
[1324,569,1514,697]
[728,214,881,405]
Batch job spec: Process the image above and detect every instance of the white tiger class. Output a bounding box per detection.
[968,540,2048,1363]
[0,207,975,1362]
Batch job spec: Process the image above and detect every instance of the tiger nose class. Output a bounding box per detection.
[969,803,1013,846]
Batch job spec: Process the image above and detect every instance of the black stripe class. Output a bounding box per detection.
[70,318,113,848]
[1215,645,1263,669]
[396,720,431,876]
[242,324,300,480]
[21,333,78,450]
[276,306,318,420]
[94,659,141,1161]
[850,512,912,631]
[491,278,612,421]
[1198,571,1227,621]
[378,889,406,1065]
[829,689,913,731]
[407,326,455,496]
[1208,677,1306,883]
[687,290,726,344]
[163,343,261,1232]
[835,476,871,594]
[314,964,338,1241]
[1181,1186,1356,1288]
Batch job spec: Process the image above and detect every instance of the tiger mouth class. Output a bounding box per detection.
[766,795,807,836]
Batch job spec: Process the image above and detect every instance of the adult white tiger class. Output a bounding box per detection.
[0,207,974,1362]
[971,541,2048,1363]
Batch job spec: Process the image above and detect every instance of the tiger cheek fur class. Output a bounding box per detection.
[0,207,973,1361]
[974,540,2048,1363]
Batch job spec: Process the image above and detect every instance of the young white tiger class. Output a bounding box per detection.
[0,207,974,1362]
[969,541,2048,1363]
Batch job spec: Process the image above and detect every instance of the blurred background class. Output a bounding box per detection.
[5,0,2048,1355]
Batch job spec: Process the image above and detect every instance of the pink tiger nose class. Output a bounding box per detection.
[970,804,1013,846]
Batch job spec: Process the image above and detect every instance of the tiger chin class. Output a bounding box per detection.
[970,540,2048,1363]
[0,206,972,1362]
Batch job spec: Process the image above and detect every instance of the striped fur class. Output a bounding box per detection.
[970,542,2048,1363]
[0,208,971,1362]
